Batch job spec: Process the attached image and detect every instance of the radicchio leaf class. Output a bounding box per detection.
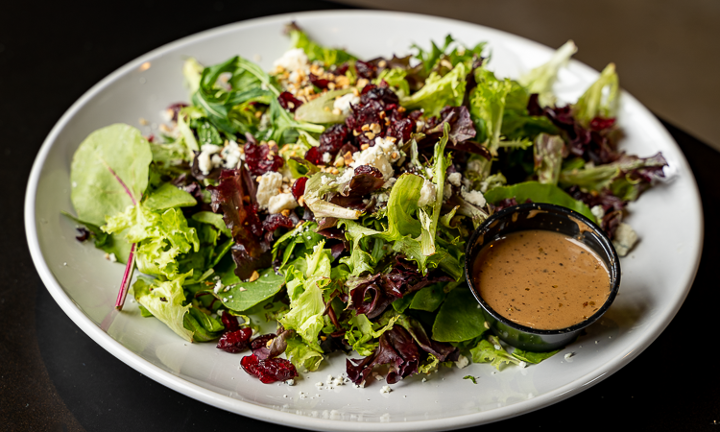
[208,169,271,280]
[346,325,420,385]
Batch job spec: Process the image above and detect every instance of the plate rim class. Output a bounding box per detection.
[24,9,704,431]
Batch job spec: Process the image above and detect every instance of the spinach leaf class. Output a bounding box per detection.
[432,285,488,342]
[484,181,596,222]
[217,266,285,312]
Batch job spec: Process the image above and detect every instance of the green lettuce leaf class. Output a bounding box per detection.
[285,336,325,372]
[518,40,577,108]
[287,25,356,67]
[103,206,200,278]
[400,61,467,117]
[133,272,194,342]
[573,63,619,127]
[470,336,521,370]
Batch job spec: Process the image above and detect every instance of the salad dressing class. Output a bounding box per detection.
[473,230,611,330]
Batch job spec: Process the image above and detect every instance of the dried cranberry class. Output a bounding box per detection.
[388,117,415,143]
[75,227,91,242]
[355,60,377,79]
[291,177,308,200]
[262,213,295,232]
[318,124,349,155]
[309,73,331,89]
[221,311,240,332]
[240,354,298,384]
[304,147,323,165]
[360,84,399,107]
[348,165,385,195]
[217,327,252,353]
[244,141,284,176]
[589,116,616,131]
[277,91,303,112]
[167,102,188,122]
[333,63,349,76]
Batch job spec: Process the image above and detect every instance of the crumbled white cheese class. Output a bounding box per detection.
[380,385,392,394]
[256,172,283,209]
[267,192,298,214]
[333,92,360,115]
[334,136,401,188]
[454,354,469,369]
[447,172,462,187]
[461,188,487,207]
[612,222,638,257]
[213,280,223,294]
[273,48,308,72]
[322,152,332,164]
[197,144,223,175]
[220,141,242,169]
[417,179,437,207]
[591,205,605,221]
[443,183,453,200]
[285,379,295,386]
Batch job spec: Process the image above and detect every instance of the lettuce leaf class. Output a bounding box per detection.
[573,63,619,127]
[103,206,200,278]
[133,272,194,342]
[287,24,356,67]
[400,62,467,117]
[470,336,521,370]
[518,40,577,108]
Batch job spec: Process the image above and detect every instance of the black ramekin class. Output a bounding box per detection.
[465,202,621,352]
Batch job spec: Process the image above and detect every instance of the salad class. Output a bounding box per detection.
[66,23,667,386]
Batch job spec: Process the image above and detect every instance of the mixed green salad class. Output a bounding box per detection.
[66,23,667,386]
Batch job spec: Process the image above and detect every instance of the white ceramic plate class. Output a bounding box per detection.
[25,10,703,431]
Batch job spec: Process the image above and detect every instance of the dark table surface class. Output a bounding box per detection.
[3,1,719,431]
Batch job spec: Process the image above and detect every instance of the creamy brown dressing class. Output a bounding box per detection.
[473,230,611,330]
